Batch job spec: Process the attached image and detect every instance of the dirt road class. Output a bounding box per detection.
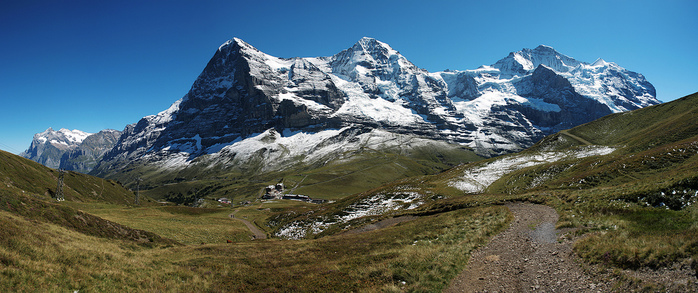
[229,213,267,240]
[446,202,607,292]
[559,129,593,145]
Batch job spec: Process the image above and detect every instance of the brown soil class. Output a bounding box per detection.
[445,202,698,292]
[446,202,607,292]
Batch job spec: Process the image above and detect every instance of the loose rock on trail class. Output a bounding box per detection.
[446,202,608,292]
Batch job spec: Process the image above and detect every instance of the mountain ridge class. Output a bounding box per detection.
[21,128,121,173]
[23,37,659,181]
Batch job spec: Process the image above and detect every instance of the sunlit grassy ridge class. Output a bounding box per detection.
[482,92,698,273]
[0,150,140,205]
[537,92,698,153]
[0,151,178,245]
[487,93,698,204]
[0,190,176,245]
[127,142,482,204]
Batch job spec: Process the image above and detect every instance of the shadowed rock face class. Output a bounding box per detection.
[59,130,122,172]
[508,65,613,132]
[89,38,659,177]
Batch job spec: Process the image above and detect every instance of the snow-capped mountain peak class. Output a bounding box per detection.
[58,128,91,144]
[354,37,399,58]
[493,45,582,77]
[534,44,555,51]
[591,58,610,67]
[22,128,121,172]
[219,37,258,54]
[89,37,659,178]
[332,37,418,75]
[33,127,92,146]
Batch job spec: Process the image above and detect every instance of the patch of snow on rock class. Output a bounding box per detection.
[449,146,616,193]
[276,192,424,240]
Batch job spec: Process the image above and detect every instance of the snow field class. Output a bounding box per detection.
[449,146,616,194]
[276,191,425,240]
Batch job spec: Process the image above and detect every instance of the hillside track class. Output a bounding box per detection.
[229,212,267,240]
[559,129,593,146]
[446,202,608,292]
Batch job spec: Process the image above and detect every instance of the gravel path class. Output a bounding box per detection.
[446,202,608,292]
[229,213,267,240]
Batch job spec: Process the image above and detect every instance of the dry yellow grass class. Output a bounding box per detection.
[66,203,252,245]
[0,203,510,292]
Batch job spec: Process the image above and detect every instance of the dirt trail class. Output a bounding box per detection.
[446,202,607,292]
[229,212,267,240]
[560,129,593,146]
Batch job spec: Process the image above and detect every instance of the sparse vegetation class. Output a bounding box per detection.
[0,197,509,291]
[0,147,508,291]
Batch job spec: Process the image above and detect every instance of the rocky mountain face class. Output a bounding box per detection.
[21,128,121,173]
[88,37,658,177]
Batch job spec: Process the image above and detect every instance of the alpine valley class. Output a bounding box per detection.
[8,37,698,292]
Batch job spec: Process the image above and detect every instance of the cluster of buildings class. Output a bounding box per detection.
[217,198,251,206]
[261,183,325,204]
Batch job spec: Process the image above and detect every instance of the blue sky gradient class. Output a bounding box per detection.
[1,0,696,154]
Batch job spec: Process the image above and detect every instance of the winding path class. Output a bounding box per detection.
[446,202,607,292]
[229,212,267,240]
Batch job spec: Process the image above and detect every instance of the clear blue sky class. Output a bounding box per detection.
[1,0,696,154]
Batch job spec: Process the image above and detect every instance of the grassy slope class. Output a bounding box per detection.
[136,143,482,204]
[538,92,698,152]
[483,92,698,275]
[0,203,510,292]
[0,150,142,205]
[490,93,698,197]
[65,203,252,245]
[0,150,178,245]
[1,141,509,291]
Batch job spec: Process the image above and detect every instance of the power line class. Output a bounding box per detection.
[0,141,22,154]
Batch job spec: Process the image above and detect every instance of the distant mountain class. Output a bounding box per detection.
[84,37,657,181]
[21,128,121,173]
